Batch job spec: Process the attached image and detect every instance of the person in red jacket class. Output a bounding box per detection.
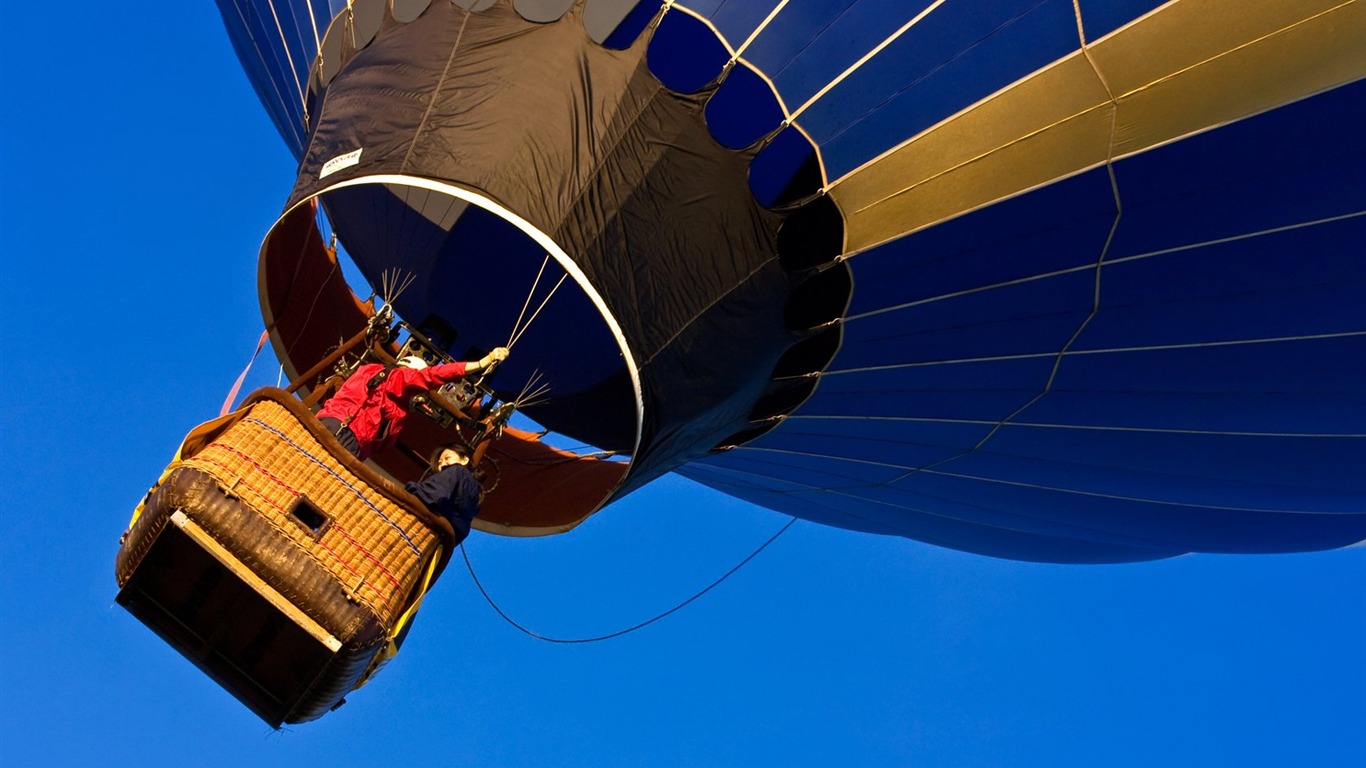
[316,348,508,461]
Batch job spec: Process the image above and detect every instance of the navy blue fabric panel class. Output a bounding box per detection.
[1047,340,1366,449]
[737,0,858,89]
[847,170,1115,315]
[817,480,1187,559]
[889,471,1366,553]
[1050,333,1366,399]
[748,126,818,206]
[1079,277,1366,354]
[217,1,301,155]
[706,62,786,148]
[601,0,658,48]
[701,448,908,487]
[1078,223,1366,354]
[679,462,1184,561]
[218,6,295,150]
[680,458,821,494]
[761,416,991,452]
[746,419,985,469]
[648,9,730,92]
[807,0,1080,179]
[1076,0,1166,40]
[219,0,341,156]
[838,270,1096,367]
[676,464,914,536]
[689,444,1364,558]
[964,428,1366,506]
[705,0,784,50]
[1011,389,1366,435]
[1108,80,1366,260]
[1047,336,1366,441]
[803,358,1054,421]
[836,479,1167,547]
[323,186,448,285]
[742,0,938,111]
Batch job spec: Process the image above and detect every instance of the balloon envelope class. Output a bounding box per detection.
[215,0,1366,562]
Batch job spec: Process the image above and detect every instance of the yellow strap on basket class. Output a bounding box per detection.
[354,543,444,690]
[125,410,245,530]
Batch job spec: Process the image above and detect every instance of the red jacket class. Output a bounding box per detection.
[316,361,471,459]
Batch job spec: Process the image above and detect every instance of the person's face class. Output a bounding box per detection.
[438,449,469,470]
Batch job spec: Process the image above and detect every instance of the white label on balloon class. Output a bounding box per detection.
[320,148,363,178]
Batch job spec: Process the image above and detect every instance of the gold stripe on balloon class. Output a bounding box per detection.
[831,0,1366,254]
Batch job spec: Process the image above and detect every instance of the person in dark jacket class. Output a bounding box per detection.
[407,444,484,543]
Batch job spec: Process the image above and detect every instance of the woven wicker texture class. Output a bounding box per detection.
[180,399,439,624]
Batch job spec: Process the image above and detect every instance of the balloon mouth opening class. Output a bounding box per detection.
[256,177,644,532]
[315,176,641,456]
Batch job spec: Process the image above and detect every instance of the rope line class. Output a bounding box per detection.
[463,517,798,643]
[507,253,550,349]
[509,274,569,350]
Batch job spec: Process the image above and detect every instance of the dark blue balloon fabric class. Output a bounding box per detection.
[217,0,1365,561]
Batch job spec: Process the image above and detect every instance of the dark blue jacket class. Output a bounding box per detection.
[407,465,481,543]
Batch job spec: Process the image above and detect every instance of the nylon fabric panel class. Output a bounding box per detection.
[680,459,826,496]
[717,411,1366,501]
[694,448,909,488]
[216,0,346,157]
[837,272,1098,368]
[809,359,1059,421]
[1076,243,1366,351]
[832,476,1191,546]
[798,0,1080,179]
[844,170,1117,317]
[1104,79,1366,259]
[741,428,982,473]
[761,417,994,458]
[734,0,941,114]
[882,470,1366,553]
[1042,337,1366,428]
[832,52,1115,252]
[705,63,787,148]
[703,0,785,53]
[973,426,1366,507]
[217,9,299,151]
[675,466,917,537]
[997,390,1366,435]
[688,462,1189,561]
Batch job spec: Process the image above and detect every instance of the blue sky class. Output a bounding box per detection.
[1,5,1363,766]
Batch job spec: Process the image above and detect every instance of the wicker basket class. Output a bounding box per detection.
[115,388,455,725]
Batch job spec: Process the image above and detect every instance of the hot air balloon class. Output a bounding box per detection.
[116,0,1366,724]
[221,0,1366,559]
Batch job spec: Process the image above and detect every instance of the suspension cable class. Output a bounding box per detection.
[462,517,798,643]
[506,253,550,348]
[508,274,569,350]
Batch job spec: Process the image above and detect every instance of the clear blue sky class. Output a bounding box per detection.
[1,5,1362,766]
